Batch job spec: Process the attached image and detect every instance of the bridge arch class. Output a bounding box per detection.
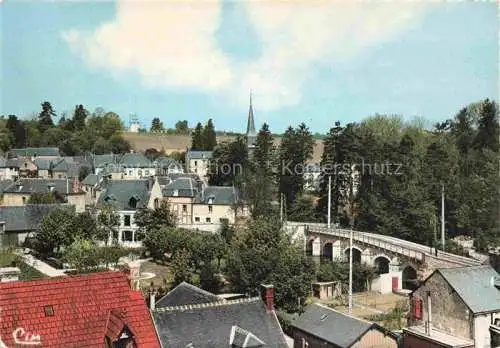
[323,240,335,259]
[373,254,391,274]
[344,246,362,264]
[402,265,419,290]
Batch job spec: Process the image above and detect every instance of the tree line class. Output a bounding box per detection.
[208,99,499,252]
[0,102,131,156]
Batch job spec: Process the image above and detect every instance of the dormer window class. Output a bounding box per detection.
[207,196,214,205]
[129,197,137,208]
[173,189,179,197]
[48,185,55,192]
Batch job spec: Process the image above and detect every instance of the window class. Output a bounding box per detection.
[128,170,133,176]
[173,189,179,197]
[182,204,187,212]
[154,198,160,209]
[145,170,149,176]
[138,169,142,177]
[195,217,200,222]
[206,217,211,223]
[124,215,131,227]
[208,205,213,213]
[44,305,54,317]
[194,160,198,166]
[22,197,26,204]
[413,298,423,320]
[301,338,309,348]
[122,230,133,242]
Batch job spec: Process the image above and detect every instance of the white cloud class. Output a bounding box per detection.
[62,0,427,110]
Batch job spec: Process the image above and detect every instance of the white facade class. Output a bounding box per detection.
[0,167,18,180]
[187,158,210,177]
[116,210,142,248]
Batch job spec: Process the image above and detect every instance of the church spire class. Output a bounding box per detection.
[246,90,256,136]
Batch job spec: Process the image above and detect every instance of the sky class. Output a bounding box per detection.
[0,0,498,133]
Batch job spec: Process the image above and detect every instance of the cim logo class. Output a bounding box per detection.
[0,328,41,347]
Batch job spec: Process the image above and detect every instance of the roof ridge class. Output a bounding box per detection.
[154,297,260,312]
[312,303,374,325]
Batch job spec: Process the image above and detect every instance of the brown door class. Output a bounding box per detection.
[392,277,398,291]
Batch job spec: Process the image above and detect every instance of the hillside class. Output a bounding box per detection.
[123,132,324,163]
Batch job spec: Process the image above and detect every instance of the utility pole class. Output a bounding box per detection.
[348,224,353,315]
[327,175,332,229]
[441,183,445,251]
[280,193,284,225]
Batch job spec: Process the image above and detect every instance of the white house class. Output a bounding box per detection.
[96,178,162,247]
[185,151,213,178]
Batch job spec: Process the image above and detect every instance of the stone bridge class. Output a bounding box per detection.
[285,222,484,290]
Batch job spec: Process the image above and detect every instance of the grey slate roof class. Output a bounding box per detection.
[118,153,152,168]
[4,158,22,168]
[162,178,199,198]
[93,154,118,168]
[291,303,380,347]
[155,157,183,170]
[152,297,288,348]
[96,180,151,210]
[186,150,213,160]
[9,147,60,158]
[194,186,238,205]
[156,282,222,308]
[0,156,6,168]
[81,173,102,186]
[437,265,500,313]
[33,158,54,171]
[3,178,82,195]
[0,204,73,232]
[0,180,13,194]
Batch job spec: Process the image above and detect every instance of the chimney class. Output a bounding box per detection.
[124,262,140,290]
[425,291,432,336]
[150,291,156,310]
[261,284,274,311]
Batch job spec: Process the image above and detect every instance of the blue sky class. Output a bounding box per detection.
[1,1,498,133]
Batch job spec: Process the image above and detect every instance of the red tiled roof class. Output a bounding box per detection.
[0,271,160,347]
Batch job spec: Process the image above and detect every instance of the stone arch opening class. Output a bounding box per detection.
[323,242,333,259]
[306,238,314,255]
[344,247,361,264]
[373,255,390,274]
[402,265,418,290]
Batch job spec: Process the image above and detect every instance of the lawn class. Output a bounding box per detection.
[0,250,47,281]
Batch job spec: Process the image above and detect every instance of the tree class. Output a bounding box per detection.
[108,134,131,154]
[208,136,248,187]
[62,238,102,273]
[279,123,314,206]
[28,192,57,204]
[6,115,27,148]
[171,248,192,286]
[38,101,56,132]
[473,99,499,152]
[97,204,120,245]
[150,117,164,132]
[287,195,319,222]
[202,118,217,150]
[245,123,277,218]
[72,104,88,131]
[191,122,204,150]
[227,217,314,310]
[34,207,76,255]
[134,200,177,236]
[175,120,189,134]
[200,263,222,293]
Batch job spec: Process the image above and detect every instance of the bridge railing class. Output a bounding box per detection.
[309,226,426,261]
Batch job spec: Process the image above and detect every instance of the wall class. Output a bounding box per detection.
[475,312,500,348]
[410,272,472,340]
[192,204,235,225]
[66,194,86,213]
[292,328,336,348]
[372,271,402,294]
[353,328,398,348]
[1,194,26,206]
[37,169,50,178]
[187,158,210,177]
[146,179,163,209]
[403,332,473,348]
[164,196,194,224]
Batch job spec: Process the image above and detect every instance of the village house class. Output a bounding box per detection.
[1,178,86,212]
[0,157,37,179]
[96,178,162,247]
[162,177,200,225]
[80,173,104,207]
[0,271,160,347]
[290,303,399,348]
[185,150,213,178]
[151,283,289,347]
[0,204,71,247]
[154,156,184,176]
[404,265,500,348]
[192,186,247,230]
